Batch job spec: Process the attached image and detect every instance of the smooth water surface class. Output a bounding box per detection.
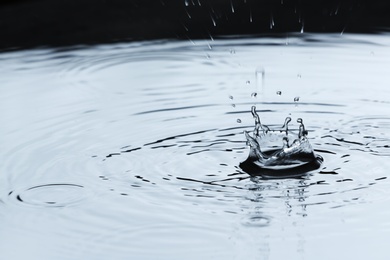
[1,34,390,259]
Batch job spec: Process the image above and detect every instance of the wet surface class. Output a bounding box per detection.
[1,34,390,259]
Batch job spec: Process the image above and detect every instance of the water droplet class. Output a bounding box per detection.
[246,80,251,85]
[269,14,275,29]
[211,16,216,27]
[251,92,257,98]
[230,49,236,54]
[297,74,302,78]
[232,104,236,108]
[237,119,242,123]
[276,91,282,95]
[294,96,300,102]
[255,68,265,94]
[297,118,308,138]
[229,95,234,100]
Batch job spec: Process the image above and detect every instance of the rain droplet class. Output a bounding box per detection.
[232,104,236,108]
[297,74,302,78]
[251,92,257,98]
[237,119,242,123]
[276,91,282,95]
[211,17,216,27]
[255,67,265,94]
[229,95,234,100]
[294,96,300,102]
[230,49,236,54]
[246,80,251,85]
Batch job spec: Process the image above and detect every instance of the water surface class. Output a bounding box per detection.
[1,34,390,259]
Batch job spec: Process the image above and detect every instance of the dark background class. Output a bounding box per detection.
[1,0,390,51]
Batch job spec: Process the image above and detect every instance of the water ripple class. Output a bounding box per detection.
[2,34,390,259]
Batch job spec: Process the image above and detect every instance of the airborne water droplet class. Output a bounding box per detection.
[211,16,217,27]
[229,95,234,100]
[251,92,257,98]
[276,91,282,95]
[246,80,251,85]
[237,119,242,123]
[294,96,300,102]
[255,67,265,95]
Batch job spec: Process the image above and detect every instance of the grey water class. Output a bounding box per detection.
[1,34,390,260]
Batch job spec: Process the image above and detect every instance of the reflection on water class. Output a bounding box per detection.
[1,34,390,259]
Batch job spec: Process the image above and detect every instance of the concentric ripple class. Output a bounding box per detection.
[8,183,87,207]
[1,34,390,260]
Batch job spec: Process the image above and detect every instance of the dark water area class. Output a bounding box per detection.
[1,34,390,259]
[1,0,390,51]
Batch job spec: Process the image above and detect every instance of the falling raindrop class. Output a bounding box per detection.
[237,119,242,123]
[341,26,346,35]
[246,80,251,85]
[255,67,265,94]
[229,95,234,100]
[185,9,192,19]
[270,14,275,29]
[335,5,340,15]
[294,96,300,102]
[297,74,302,78]
[211,15,217,26]
[276,91,282,95]
[232,104,236,108]
[251,92,257,98]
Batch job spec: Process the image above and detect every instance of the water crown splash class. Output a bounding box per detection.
[240,106,323,178]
